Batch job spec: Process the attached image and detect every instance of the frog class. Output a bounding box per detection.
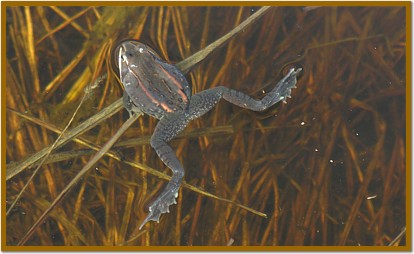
[115,40,301,230]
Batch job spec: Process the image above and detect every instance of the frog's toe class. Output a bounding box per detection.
[139,209,162,230]
[139,190,179,230]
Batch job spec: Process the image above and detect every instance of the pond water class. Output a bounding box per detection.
[5,5,407,247]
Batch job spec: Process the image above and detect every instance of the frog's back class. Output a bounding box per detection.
[136,59,191,118]
[117,41,191,119]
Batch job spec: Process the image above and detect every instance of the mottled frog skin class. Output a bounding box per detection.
[115,40,301,229]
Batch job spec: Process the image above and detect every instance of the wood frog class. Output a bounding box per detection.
[115,40,301,229]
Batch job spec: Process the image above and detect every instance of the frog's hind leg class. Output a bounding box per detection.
[224,68,301,111]
[139,114,190,229]
[188,68,301,120]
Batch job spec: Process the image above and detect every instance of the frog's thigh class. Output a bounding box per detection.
[188,86,262,118]
[188,88,224,120]
[152,113,190,143]
[150,113,189,173]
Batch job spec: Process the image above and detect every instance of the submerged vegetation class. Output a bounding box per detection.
[5,5,407,246]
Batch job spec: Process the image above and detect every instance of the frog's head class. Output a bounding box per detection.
[116,41,160,80]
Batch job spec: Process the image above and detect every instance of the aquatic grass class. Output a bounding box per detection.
[5,5,407,246]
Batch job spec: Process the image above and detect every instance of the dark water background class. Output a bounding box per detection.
[5,5,407,247]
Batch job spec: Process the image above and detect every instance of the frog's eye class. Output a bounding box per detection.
[138,47,144,53]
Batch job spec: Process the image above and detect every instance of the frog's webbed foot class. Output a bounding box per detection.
[139,114,189,230]
[139,177,181,229]
[268,68,302,105]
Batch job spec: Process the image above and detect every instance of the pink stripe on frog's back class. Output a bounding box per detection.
[129,66,174,113]
[157,63,189,104]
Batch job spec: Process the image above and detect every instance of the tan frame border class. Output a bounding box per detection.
[1,1,411,251]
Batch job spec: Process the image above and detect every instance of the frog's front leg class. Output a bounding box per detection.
[123,91,142,117]
[139,113,190,229]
